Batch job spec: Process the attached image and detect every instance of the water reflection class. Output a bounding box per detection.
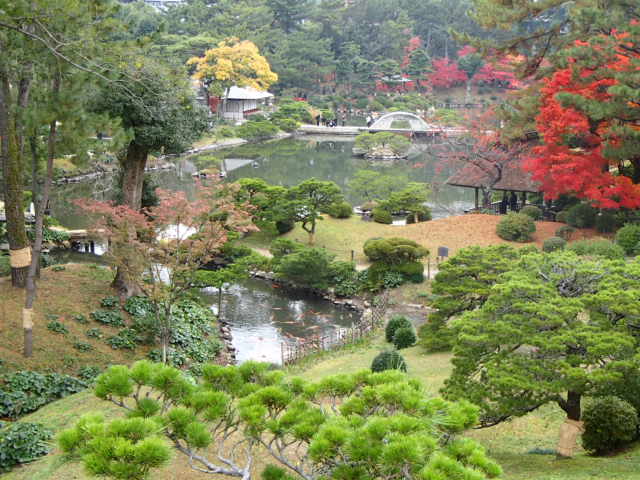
[198,278,359,364]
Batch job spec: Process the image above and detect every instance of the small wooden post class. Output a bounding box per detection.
[351,250,355,262]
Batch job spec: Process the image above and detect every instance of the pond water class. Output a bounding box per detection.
[199,278,359,364]
[48,135,472,362]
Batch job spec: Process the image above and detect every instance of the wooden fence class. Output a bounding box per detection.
[281,291,390,366]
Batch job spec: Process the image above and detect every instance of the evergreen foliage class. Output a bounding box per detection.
[542,236,566,253]
[519,205,542,220]
[0,422,52,472]
[392,327,417,349]
[567,239,625,260]
[496,213,536,242]
[371,351,407,372]
[60,361,502,480]
[385,316,413,343]
[372,208,392,224]
[582,397,639,455]
[615,224,640,256]
[566,204,598,229]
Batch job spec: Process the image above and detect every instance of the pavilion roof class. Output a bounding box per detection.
[446,159,540,193]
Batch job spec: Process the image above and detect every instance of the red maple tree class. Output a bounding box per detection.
[426,58,467,89]
[525,26,640,208]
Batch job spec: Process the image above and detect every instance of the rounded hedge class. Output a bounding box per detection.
[615,223,640,255]
[582,396,639,455]
[496,213,536,242]
[385,315,413,343]
[370,351,408,373]
[566,203,597,228]
[542,236,566,253]
[275,219,295,234]
[394,261,424,283]
[327,201,353,219]
[372,208,392,224]
[595,211,618,234]
[392,327,417,349]
[520,205,542,220]
[555,210,569,223]
[555,225,576,241]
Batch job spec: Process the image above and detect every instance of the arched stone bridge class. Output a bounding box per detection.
[369,111,429,131]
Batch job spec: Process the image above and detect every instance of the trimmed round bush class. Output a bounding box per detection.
[275,219,295,234]
[520,205,542,220]
[385,315,412,343]
[595,211,618,233]
[566,203,597,228]
[555,210,569,223]
[327,201,353,219]
[567,239,625,259]
[582,396,639,455]
[371,351,407,372]
[615,223,640,255]
[555,225,576,241]
[271,117,299,132]
[496,213,536,242]
[392,327,417,350]
[542,236,566,253]
[372,208,392,224]
[394,261,424,283]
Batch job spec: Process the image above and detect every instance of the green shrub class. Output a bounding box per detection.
[382,271,404,289]
[100,296,119,309]
[567,239,625,259]
[327,201,353,219]
[329,261,360,297]
[615,223,640,255]
[371,351,407,373]
[77,366,102,382]
[51,265,65,272]
[392,327,417,349]
[555,210,569,223]
[405,207,432,224]
[90,310,125,327]
[582,396,639,455]
[394,261,424,283]
[47,320,68,335]
[72,314,89,324]
[520,205,542,220]
[595,211,618,233]
[73,341,92,352]
[236,120,278,141]
[363,237,428,264]
[85,328,103,339]
[542,236,566,253]
[124,296,154,318]
[275,219,295,234]
[271,117,299,132]
[555,225,576,241]
[496,213,536,242]
[269,238,304,261]
[566,203,597,228]
[106,328,141,350]
[277,247,335,289]
[385,316,413,343]
[372,207,392,224]
[217,126,236,138]
[0,422,52,472]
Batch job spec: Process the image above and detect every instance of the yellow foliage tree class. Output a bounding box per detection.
[187,38,278,114]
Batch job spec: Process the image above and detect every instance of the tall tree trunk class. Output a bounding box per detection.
[112,141,148,299]
[0,68,30,287]
[23,72,59,356]
[556,391,584,458]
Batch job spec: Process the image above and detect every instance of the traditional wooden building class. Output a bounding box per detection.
[209,86,274,122]
[446,159,541,212]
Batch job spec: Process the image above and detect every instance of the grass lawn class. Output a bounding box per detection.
[0,264,151,375]
[241,214,597,266]
[7,335,638,480]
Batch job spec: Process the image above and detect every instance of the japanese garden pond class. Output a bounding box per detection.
[48,136,473,362]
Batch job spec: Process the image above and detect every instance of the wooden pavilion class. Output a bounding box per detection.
[446,159,541,212]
